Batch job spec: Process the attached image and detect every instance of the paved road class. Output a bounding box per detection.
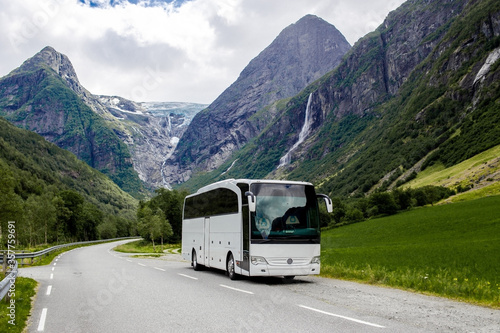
[19,240,499,332]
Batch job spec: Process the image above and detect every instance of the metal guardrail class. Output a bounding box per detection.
[0,237,137,301]
[0,261,17,301]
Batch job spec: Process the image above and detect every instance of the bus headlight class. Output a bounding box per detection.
[251,256,268,265]
[310,256,320,265]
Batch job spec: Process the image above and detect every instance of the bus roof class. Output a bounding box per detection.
[195,179,314,194]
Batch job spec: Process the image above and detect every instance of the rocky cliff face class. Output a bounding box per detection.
[97,97,206,188]
[163,14,351,185]
[271,0,470,154]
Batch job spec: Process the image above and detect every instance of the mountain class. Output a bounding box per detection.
[97,97,207,188]
[0,46,207,192]
[180,0,500,198]
[163,14,351,185]
[0,46,145,197]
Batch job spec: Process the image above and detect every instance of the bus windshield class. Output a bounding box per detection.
[250,183,320,243]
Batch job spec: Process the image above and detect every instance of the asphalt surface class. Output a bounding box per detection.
[19,240,499,332]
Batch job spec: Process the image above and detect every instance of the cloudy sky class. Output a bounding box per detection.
[0,0,405,104]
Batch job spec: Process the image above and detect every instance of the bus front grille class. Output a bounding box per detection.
[266,257,310,266]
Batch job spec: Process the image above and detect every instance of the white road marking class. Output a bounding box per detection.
[53,263,56,266]
[219,284,254,295]
[154,267,165,271]
[138,263,146,267]
[52,267,55,271]
[37,308,48,331]
[178,273,198,280]
[298,304,385,328]
[50,273,53,279]
[46,286,52,296]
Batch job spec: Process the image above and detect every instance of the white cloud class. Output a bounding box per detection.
[0,0,405,103]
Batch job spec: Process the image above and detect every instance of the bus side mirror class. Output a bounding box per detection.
[245,191,256,212]
[317,194,333,213]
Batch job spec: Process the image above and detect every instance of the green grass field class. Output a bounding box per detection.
[321,195,500,307]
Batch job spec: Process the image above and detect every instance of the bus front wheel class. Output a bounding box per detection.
[227,253,237,280]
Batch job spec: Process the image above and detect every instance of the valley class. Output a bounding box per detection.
[0,0,498,249]
[1,3,500,330]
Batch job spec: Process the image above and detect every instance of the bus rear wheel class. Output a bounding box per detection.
[192,250,201,271]
[227,253,237,280]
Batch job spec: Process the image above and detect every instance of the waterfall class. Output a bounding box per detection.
[167,113,172,133]
[278,93,313,168]
[221,159,239,176]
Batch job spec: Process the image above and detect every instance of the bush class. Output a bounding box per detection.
[411,185,455,206]
[319,205,332,228]
[331,197,346,224]
[368,192,399,216]
[345,207,364,222]
[98,218,118,239]
[392,188,414,210]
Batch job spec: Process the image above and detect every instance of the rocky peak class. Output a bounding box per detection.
[163,14,351,186]
[14,46,81,93]
[13,46,113,118]
[237,14,350,99]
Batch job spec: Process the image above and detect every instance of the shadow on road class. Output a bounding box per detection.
[182,265,314,285]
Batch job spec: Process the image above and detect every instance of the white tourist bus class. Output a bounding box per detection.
[181,179,332,280]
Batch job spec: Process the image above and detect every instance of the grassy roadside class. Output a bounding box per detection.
[0,277,37,332]
[113,239,180,254]
[320,195,500,308]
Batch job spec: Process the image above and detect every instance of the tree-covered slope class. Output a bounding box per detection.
[0,117,138,247]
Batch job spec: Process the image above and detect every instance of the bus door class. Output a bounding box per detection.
[241,205,250,272]
[204,217,210,267]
